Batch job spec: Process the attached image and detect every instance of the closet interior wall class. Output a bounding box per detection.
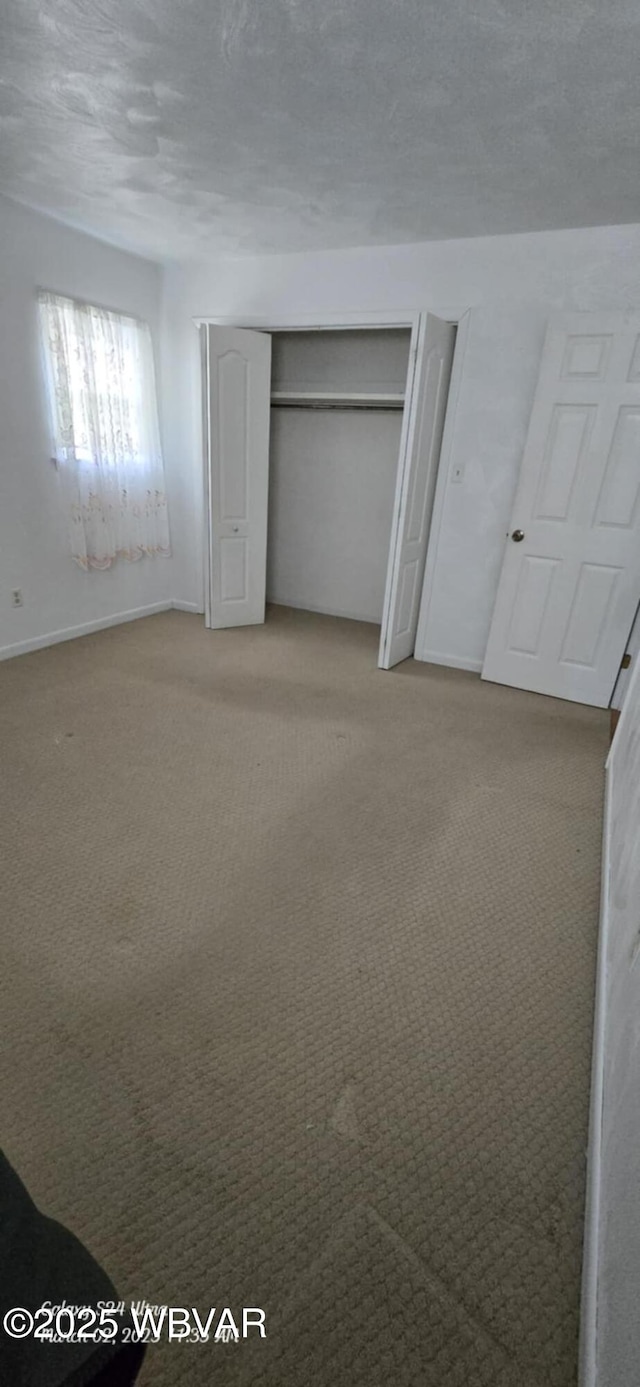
[266,329,412,624]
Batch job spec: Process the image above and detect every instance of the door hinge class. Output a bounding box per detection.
[621,652,632,670]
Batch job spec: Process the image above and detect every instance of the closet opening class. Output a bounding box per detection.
[200,315,459,668]
[267,328,412,631]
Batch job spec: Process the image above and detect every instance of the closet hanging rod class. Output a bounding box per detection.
[270,391,405,411]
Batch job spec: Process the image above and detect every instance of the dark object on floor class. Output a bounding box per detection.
[0,1150,144,1386]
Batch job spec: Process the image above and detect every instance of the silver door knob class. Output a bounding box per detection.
[511,529,525,542]
[232,526,239,533]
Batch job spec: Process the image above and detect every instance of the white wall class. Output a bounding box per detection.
[584,656,640,1387]
[0,195,177,656]
[162,221,640,666]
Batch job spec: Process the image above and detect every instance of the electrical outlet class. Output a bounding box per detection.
[11,589,23,608]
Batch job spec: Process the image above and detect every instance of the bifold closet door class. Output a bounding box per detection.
[201,324,271,628]
[379,314,456,669]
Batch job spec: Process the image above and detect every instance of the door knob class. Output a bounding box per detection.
[511,529,525,542]
[232,525,239,533]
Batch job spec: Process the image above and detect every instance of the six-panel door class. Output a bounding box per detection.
[482,313,640,706]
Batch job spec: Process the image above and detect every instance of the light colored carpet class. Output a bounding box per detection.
[0,606,608,1386]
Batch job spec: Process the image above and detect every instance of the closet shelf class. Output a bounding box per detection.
[270,391,405,411]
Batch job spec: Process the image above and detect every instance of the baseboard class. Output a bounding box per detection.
[413,648,483,674]
[172,600,204,614]
[578,768,611,1387]
[0,601,173,662]
[268,597,381,626]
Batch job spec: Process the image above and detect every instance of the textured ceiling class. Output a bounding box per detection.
[1,0,639,262]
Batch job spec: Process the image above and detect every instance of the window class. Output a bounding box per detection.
[38,290,170,570]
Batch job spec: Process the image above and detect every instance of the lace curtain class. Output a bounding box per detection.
[38,290,171,570]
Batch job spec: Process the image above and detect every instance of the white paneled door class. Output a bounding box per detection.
[379,314,456,669]
[482,313,640,707]
[201,324,272,628]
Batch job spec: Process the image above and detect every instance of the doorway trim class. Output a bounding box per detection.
[195,307,471,650]
[194,309,466,331]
